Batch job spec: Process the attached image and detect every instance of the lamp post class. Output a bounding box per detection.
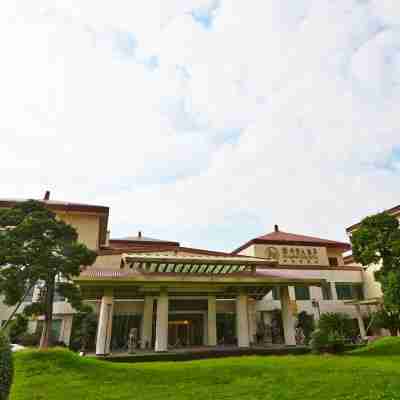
[311,298,321,320]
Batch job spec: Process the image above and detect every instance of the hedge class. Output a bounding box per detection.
[0,331,13,400]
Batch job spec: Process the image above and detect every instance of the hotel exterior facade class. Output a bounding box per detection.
[0,197,387,354]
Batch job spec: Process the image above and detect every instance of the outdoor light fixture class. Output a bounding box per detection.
[311,298,321,319]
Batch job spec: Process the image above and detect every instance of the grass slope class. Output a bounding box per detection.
[11,337,400,400]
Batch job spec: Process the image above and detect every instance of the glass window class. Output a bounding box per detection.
[294,286,310,300]
[53,285,65,302]
[24,286,35,302]
[328,257,338,266]
[272,287,280,300]
[352,284,364,300]
[335,283,364,300]
[51,320,62,341]
[321,282,332,300]
[35,320,62,342]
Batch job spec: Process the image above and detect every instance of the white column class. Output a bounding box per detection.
[141,296,154,349]
[236,292,250,348]
[207,295,217,346]
[96,289,114,355]
[331,282,338,300]
[60,315,73,345]
[155,290,169,352]
[248,298,257,345]
[280,286,296,346]
[355,304,367,338]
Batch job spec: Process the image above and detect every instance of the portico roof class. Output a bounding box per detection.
[76,250,325,300]
[121,252,278,275]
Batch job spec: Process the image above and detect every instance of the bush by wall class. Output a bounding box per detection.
[310,329,345,354]
[318,312,357,340]
[7,315,28,344]
[18,333,40,347]
[0,331,14,400]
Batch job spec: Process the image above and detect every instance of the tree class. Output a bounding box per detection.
[0,200,97,349]
[351,211,400,335]
[351,212,400,280]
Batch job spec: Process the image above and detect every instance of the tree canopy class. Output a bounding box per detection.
[0,200,97,348]
[351,211,400,335]
[351,212,400,277]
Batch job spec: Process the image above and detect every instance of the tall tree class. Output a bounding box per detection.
[351,212,400,335]
[0,200,97,348]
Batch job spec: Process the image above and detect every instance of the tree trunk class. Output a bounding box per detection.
[39,279,55,349]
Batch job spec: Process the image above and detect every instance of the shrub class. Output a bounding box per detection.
[0,331,13,400]
[310,329,345,354]
[310,329,329,353]
[326,331,345,354]
[318,312,357,340]
[18,333,40,347]
[7,315,28,344]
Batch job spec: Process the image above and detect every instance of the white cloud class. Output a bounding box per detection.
[0,0,399,250]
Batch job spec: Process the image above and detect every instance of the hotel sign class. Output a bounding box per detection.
[265,246,320,265]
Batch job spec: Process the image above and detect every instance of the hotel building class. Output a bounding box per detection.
[0,196,383,354]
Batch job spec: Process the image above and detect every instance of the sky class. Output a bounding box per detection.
[1,0,400,251]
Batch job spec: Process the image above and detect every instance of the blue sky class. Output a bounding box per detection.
[1,0,399,251]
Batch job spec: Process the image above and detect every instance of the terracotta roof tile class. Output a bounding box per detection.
[232,229,351,254]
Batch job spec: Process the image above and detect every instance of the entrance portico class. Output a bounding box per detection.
[76,252,323,355]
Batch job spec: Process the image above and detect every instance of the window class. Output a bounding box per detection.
[36,319,62,341]
[335,283,353,300]
[352,284,364,300]
[321,282,332,300]
[335,283,364,300]
[24,286,35,303]
[53,285,65,302]
[53,290,65,302]
[294,286,310,300]
[328,257,338,266]
[272,287,280,300]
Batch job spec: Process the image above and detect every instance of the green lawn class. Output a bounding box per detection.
[11,338,400,400]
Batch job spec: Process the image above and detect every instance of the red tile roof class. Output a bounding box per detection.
[232,229,351,254]
[0,198,109,214]
[109,238,180,248]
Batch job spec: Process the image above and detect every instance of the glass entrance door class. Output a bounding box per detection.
[168,314,204,347]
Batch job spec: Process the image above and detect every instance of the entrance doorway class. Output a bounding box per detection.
[168,313,204,347]
[111,314,141,351]
[217,313,236,345]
